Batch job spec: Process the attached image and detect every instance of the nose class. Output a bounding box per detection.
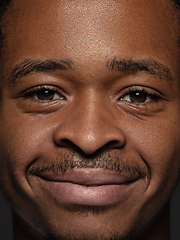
[53,96,126,155]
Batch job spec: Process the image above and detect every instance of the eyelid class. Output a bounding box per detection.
[21,85,67,101]
[117,86,163,105]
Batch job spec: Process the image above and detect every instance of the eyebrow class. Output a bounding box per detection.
[107,58,173,82]
[6,59,73,85]
[6,57,173,85]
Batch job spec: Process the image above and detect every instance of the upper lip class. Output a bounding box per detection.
[35,169,141,186]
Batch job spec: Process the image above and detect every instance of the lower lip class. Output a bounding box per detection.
[39,179,134,206]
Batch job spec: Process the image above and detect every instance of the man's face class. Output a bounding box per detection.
[0,0,180,239]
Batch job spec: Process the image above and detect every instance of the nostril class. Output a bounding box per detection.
[56,139,90,155]
[99,140,125,152]
[53,123,126,155]
[108,140,126,149]
[56,138,125,157]
[55,139,79,150]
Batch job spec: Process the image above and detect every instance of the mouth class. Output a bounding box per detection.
[31,169,144,206]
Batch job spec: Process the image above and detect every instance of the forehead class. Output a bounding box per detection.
[1,0,180,77]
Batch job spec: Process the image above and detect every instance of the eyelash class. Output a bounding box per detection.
[118,86,161,105]
[20,85,161,108]
[21,85,66,102]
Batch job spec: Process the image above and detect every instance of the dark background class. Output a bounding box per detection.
[0,184,180,239]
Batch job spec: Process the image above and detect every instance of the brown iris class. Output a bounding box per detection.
[36,90,55,100]
[129,92,147,103]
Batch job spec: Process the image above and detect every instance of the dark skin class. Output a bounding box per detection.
[0,0,180,239]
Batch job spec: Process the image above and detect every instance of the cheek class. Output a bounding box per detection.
[0,118,52,165]
[131,118,180,195]
[122,117,180,226]
[0,112,53,192]
[0,113,56,223]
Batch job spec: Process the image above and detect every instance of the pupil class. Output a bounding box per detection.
[37,90,54,100]
[130,92,147,103]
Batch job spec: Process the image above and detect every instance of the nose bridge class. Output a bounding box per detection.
[53,89,126,155]
[75,90,107,139]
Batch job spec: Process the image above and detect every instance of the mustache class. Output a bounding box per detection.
[28,151,149,179]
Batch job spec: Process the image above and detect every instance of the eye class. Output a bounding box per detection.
[32,89,63,101]
[122,91,151,103]
[119,87,160,105]
[22,86,66,101]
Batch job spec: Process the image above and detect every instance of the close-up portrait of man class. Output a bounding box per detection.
[0,0,180,239]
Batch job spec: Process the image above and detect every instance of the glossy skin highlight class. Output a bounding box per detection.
[0,0,180,239]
